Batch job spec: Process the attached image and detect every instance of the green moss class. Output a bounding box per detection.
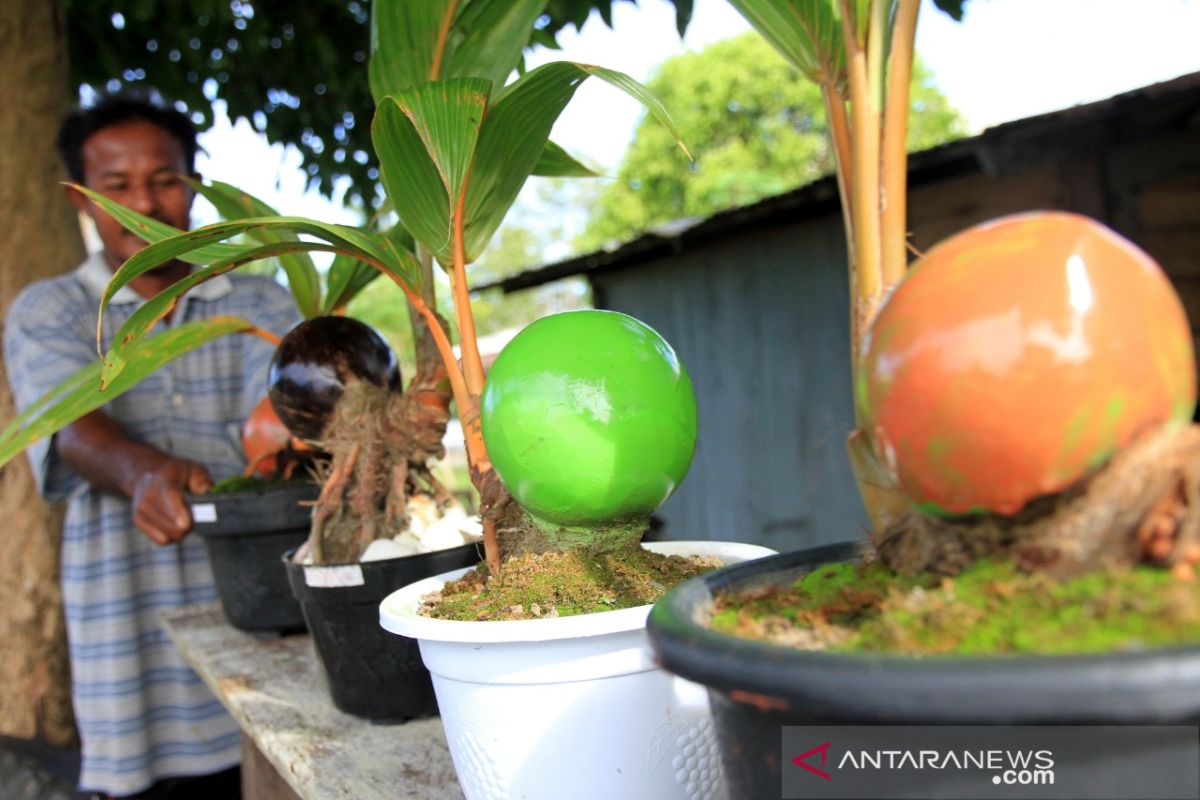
[208,475,311,494]
[427,547,722,621]
[711,559,1200,656]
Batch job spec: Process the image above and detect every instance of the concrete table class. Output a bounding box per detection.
[162,603,464,800]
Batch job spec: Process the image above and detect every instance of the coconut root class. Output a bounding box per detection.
[301,386,451,567]
[872,424,1200,578]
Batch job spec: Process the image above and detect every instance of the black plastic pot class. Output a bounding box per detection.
[648,541,1200,799]
[283,543,480,722]
[189,483,317,633]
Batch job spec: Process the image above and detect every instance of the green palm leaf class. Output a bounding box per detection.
[442,0,547,95]
[533,141,600,178]
[322,254,381,315]
[100,241,340,387]
[66,182,246,264]
[0,316,255,469]
[727,0,847,88]
[368,1,446,102]
[94,219,422,383]
[78,202,421,321]
[322,222,414,314]
[184,178,322,319]
[372,78,490,264]
[369,0,546,100]
[74,189,422,374]
[464,61,688,261]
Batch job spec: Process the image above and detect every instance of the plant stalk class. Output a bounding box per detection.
[880,0,921,289]
[424,212,499,572]
[245,327,283,348]
[429,0,459,80]
[822,82,858,327]
[390,269,495,578]
[377,268,471,432]
[837,0,883,359]
[450,188,487,397]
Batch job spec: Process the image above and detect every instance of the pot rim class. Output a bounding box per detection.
[646,541,1200,720]
[378,540,776,644]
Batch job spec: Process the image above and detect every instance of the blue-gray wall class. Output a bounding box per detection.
[593,214,868,553]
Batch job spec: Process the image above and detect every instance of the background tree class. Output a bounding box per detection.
[0,0,83,748]
[64,0,694,205]
[1,0,689,749]
[578,32,964,251]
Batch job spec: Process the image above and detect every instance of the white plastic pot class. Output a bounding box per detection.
[379,540,775,800]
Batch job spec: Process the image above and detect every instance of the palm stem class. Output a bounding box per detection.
[429,0,459,80]
[245,327,283,348]
[837,0,883,357]
[451,189,487,397]
[880,0,920,288]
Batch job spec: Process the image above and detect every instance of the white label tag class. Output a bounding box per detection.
[304,564,365,588]
[191,503,217,523]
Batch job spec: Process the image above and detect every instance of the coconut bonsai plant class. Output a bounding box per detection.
[178,181,399,637]
[645,1,1200,797]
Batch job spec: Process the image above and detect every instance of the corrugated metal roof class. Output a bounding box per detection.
[476,70,1200,294]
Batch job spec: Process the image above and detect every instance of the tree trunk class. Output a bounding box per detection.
[0,1,84,746]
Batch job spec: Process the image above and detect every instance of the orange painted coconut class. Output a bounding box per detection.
[858,211,1197,516]
[242,395,292,478]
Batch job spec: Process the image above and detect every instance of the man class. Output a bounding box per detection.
[4,94,299,799]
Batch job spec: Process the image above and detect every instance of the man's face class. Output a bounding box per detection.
[74,120,194,272]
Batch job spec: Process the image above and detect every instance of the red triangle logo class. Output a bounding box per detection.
[792,741,832,781]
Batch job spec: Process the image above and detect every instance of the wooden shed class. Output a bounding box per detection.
[483,73,1200,553]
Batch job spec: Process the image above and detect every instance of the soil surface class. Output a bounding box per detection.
[424,548,722,620]
[711,558,1200,655]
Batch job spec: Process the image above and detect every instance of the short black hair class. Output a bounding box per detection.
[56,92,200,184]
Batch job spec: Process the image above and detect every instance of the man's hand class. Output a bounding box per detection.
[56,410,215,545]
[130,458,213,545]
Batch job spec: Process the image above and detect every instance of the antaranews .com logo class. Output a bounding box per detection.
[793,740,1056,785]
[780,726,1199,800]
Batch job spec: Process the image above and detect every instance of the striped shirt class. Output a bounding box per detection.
[4,253,299,796]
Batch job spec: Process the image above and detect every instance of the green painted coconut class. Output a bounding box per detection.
[481,310,698,528]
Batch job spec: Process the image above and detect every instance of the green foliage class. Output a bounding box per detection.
[531,142,601,178]
[373,59,686,267]
[182,176,391,317]
[65,0,378,203]
[73,186,422,385]
[369,0,546,102]
[537,0,693,48]
[348,220,591,374]
[185,178,322,318]
[578,33,966,251]
[727,0,845,89]
[0,317,255,468]
[64,0,692,207]
[932,0,968,22]
[373,79,491,261]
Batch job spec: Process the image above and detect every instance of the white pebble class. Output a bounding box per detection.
[361,538,413,562]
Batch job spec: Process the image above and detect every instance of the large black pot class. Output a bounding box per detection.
[190,483,316,633]
[648,541,1200,799]
[283,543,480,722]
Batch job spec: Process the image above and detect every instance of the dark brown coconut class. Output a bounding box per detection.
[268,316,400,442]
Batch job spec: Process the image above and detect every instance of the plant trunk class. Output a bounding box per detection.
[0,0,83,746]
[872,424,1200,578]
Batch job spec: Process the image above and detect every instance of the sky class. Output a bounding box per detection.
[192,0,1200,230]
